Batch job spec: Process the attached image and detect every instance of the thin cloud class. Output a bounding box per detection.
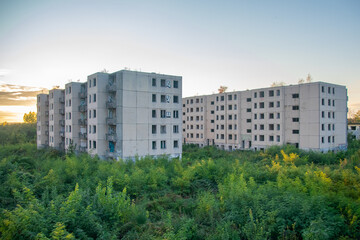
[0,84,48,106]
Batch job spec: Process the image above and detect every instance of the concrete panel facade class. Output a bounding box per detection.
[183,82,347,152]
[48,89,65,150]
[37,69,183,159]
[37,94,49,148]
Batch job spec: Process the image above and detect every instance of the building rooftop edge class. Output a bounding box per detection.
[183,81,346,99]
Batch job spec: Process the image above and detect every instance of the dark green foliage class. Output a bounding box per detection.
[0,123,37,146]
[1,138,360,239]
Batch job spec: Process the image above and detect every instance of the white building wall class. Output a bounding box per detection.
[115,70,182,159]
[183,82,347,152]
[37,94,49,148]
[64,82,82,151]
[48,89,65,150]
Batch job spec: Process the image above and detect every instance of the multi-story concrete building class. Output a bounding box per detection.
[37,69,183,159]
[48,89,65,150]
[36,94,49,148]
[183,82,347,152]
[64,82,83,151]
[348,123,360,140]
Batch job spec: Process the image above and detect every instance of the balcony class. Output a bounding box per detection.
[59,120,65,126]
[59,108,65,115]
[79,91,87,98]
[45,140,49,145]
[106,101,116,109]
[106,117,116,125]
[46,121,49,126]
[79,105,87,112]
[45,131,49,135]
[60,131,65,137]
[45,111,49,116]
[106,84,116,92]
[79,132,87,139]
[59,97,65,103]
[106,133,117,142]
[78,119,87,125]
[45,101,49,107]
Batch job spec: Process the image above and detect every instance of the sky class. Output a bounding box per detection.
[0,0,359,122]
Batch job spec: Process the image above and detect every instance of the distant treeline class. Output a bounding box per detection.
[0,123,36,145]
[0,138,360,239]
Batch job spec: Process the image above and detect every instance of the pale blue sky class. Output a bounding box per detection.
[0,0,359,120]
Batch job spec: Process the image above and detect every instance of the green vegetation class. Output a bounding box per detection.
[348,110,360,124]
[1,134,360,239]
[0,123,36,146]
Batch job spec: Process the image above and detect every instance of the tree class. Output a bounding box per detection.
[23,111,37,123]
[298,74,312,84]
[306,73,312,83]
[271,82,286,87]
[218,86,228,93]
[349,110,360,123]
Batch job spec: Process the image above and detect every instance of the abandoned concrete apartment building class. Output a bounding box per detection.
[182,82,347,152]
[37,70,183,159]
[37,70,348,157]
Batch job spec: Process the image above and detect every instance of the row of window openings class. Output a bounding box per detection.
[66,112,72,120]
[152,110,179,118]
[152,140,179,149]
[254,135,282,142]
[184,94,238,105]
[187,133,205,139]
[212,114,238,120]
[254,101,281,109]
[254,124,281,131]
[152,78,179,88]
[322,99,335,107]
[254,89,281,98]
[89,94,96,103]
[89,125,96,134]
[215,94,238,102]
[152,94,179,103]
[89,78,96,88]
[321,136,335,143]
[186,98,204,104]
[218,104,237,111]
[187,124,205,130]
[217,134,237,140]
[322,111,335,119]
[89,140,96,149]
[245,93,299,103]
[322,86,335,94]
[66,100,72,107]
[186,106,205,112]
[322,124,335,131]
[186,116,204,121]
[65,125,72,133]
[66,86,72,95]
[65,138,72,145]
[152,125,180,134]
[89,109,96,118]
[254,112,281,120]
